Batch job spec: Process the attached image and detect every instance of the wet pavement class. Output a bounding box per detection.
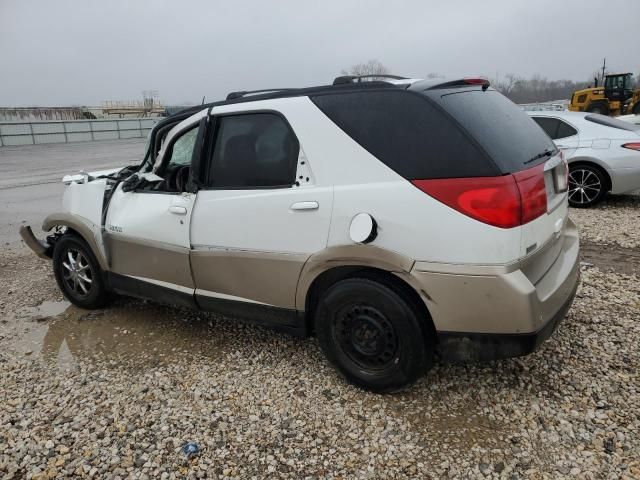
[0,138,145,247]
[6,296,236,370]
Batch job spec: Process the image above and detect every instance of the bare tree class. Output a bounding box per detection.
[492,73,520,96]
[341,59,390,79]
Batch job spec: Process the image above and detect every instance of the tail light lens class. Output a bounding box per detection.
[622,142,640,151]
[554,151,569,192]
[514,165,547,224]
[411,164,547,229]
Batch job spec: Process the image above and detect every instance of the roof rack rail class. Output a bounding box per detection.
[226,88,297,100]
[332,74,408,85]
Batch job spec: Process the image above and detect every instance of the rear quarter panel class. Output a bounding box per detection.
[264,96,524,266]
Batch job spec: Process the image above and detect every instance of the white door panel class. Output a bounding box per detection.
[104,186,196,289]
[191,185,332,253]
[106,186,194,247]
[554,135,579,158]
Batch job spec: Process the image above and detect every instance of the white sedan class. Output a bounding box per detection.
[528,111,640,207]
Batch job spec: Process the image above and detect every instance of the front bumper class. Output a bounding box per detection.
[19,225,53,260]
[411,219,580,362]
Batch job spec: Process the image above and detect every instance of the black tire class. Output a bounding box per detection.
[53,233,110,309]
[585,101,609,115]
[315,277,433,393]
[633,102,640,115]
[568,164,607,208]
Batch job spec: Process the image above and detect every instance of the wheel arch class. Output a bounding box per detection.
[301,261,436,340]
[568,158,613,192]
[42,213,109,270]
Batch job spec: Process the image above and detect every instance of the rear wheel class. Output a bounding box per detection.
[315,277,433,393]
[585,101,609,115]
[53,234,110,309]
[633,102,640,115]
[568,164,607,208]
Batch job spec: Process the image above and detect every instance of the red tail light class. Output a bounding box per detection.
[463,77,489,85]
[622,142,640,151]
[514,165,547,224]
[411,164,547,228]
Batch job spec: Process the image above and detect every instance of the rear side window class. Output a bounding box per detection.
[532,117,578,140]
[311,90,498,179]
[532,117,559,138]
[207,113,299,188]
[556,120,578,139]
[426,89,557,173]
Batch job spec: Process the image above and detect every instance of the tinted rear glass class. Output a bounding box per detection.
[585,113,640,131]
[532,117,559,138]
[311,90,499,179]
[556,120,578,138]
[425,89,557,173]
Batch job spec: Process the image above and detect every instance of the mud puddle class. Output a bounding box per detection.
[6,298,234,369]
[580,241,640,276]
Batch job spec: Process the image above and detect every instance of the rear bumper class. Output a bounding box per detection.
[435,271,578,361]
[411,218,580,362]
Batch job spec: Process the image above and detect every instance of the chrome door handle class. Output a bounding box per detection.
[168,206,187,215]
[290,201,319,211]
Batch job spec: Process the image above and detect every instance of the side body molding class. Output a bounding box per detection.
[295,244,416,311]
[42,212,109,271]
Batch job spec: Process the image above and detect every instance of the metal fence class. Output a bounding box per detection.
[519,100,570,112]
[0,118,160,147]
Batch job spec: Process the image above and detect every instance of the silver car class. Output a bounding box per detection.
[528,111,640,207]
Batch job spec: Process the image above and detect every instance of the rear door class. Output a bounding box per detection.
[190,108,332,312]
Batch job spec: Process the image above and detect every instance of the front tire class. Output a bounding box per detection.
[315,278,433,393]
[568,164,607,208]
[53,234,109,309]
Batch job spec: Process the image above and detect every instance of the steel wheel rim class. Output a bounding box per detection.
[61,248,93,297]
[333,304,399,371]
[568,168,601,205]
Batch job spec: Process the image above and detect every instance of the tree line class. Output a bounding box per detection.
[490,74,590,103]
[341,60,639,104]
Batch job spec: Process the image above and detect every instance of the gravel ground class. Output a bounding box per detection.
[1,200,639,479]
[570,194,640,248]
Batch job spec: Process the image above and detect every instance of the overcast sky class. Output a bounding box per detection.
[1,0,639,107]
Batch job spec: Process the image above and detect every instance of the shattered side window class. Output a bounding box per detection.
[168,128,198,167]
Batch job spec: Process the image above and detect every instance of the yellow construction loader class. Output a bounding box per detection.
[569,73,640,116]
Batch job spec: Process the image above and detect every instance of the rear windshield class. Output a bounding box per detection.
[311,90,499,179]
[425,89,557,173]
[585,113,640,131]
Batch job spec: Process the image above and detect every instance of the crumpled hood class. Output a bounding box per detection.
[62,167,124,185]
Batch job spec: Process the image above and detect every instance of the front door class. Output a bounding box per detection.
[104,123,201,302]
[190,110,333,315]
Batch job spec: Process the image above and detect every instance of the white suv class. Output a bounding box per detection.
[21,76,580,392]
